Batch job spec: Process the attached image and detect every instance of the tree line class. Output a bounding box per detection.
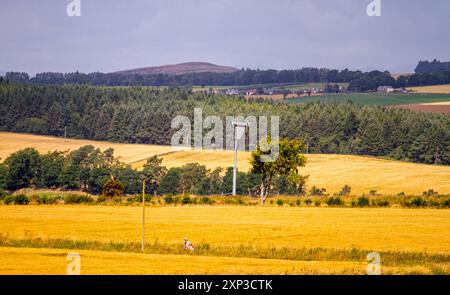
[0,146,305,199]
[2,144,448,209]
[347,70,450,92]
[1,68,363,86]
[0,84,448,165]
[415,59,450,74]
[2,66,450,90]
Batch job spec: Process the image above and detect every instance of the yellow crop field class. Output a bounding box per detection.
[408,84,450,94]
[0,247,367,275]
[2,206,450,252]
[154,152,450,195]
[0,206,449,274]
[0,131,173,165]
[2,247,445,275]
[1,132,449,195]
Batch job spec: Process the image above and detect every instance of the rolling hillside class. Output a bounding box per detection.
[408,84,450,94]
[113,62,238,75]
[1,132,449,195]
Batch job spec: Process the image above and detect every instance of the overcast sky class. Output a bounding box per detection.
[1,0,449,75]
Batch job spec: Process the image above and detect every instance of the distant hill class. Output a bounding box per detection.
[415,59,450,74]
[113,62,239,75]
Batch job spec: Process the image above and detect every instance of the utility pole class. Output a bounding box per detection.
[233,134,238,196]
[141,179,145,252]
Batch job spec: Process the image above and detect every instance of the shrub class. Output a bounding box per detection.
[354,196,370,207]
[172,195,182,204]
[142,195,152,202]
[237,197,245,205]
[310,186,327,196]
[423,189,438,197]
[409,197,427,208]
[399,197,409,208]
[3,195,15,205]
[64,194,93,204]
[371,198,390,207]
[0,190,8,200]
[338,185,351,196]
[128,194,152,203]
[164,194,174,204]
[37,195,58,205]
[102,179,124,199]
[314,200,321,207]
[325,197,344,207]
[304,198,312,206]
[181,195,192,205]
[295,199,302,206]
[3,194,30,205]
[428,199,440,208]
[276,199,284,206]
[200,196,212,205]
[441,198,450,208]
[224,197,245,205]
[16,194,30,205]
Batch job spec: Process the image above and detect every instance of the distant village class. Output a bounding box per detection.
[201,83,410,98]
[204,84,344,97]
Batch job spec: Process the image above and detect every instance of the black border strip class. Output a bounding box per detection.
[0,275,448,293]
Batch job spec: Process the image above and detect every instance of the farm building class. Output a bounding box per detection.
[245,89,257,95]
[225,89,240,95]
[377,85,394,93]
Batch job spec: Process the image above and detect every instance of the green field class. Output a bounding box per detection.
[272,83,349,91]
[192,82,347,91]
[285,93,450,106]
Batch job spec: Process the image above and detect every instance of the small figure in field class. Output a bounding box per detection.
[184,237,194,252]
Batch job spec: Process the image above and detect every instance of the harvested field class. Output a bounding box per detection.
[393,104,450,114]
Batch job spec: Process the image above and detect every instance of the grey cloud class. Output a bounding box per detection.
[0,0,449,75]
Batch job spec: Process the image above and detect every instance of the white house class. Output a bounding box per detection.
[377,85,394,93]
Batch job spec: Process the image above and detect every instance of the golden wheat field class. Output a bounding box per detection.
[1,132,449,195]
[0,206,449,274]
[408,84,450,94]
[1,247,444,275]
[0,247,367,275]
